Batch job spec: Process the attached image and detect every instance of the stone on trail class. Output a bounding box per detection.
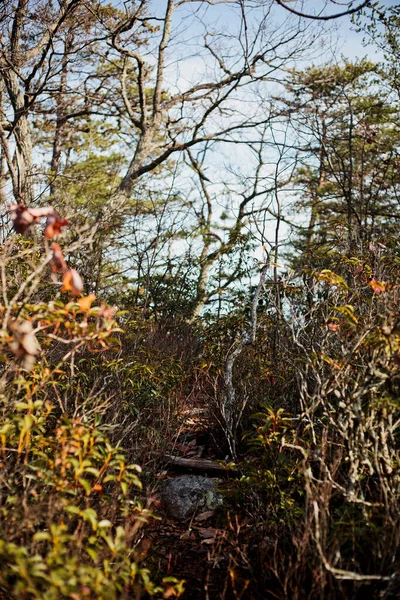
[160,475,223,520]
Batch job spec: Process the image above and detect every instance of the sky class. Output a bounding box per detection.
[138,0,398,273]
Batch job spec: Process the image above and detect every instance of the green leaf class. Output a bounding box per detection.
[86,547,98,562]
[65,505,81,515]
[82,508,98,529]
[33,531,51,542]
[78,478,92,495]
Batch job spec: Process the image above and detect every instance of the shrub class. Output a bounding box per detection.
[0,215,183,599]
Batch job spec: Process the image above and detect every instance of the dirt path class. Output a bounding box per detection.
[138,409,257,599]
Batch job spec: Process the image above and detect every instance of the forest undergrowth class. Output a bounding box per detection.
[1,218,400,599]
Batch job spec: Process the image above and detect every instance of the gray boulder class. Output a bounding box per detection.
[160,475,223,519]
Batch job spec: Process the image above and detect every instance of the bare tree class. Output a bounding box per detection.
[0,1,313,206]
[0,0,84,204]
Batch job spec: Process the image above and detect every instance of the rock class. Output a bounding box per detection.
[160,475,223,520]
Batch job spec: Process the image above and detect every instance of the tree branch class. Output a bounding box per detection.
[275,0,370,21]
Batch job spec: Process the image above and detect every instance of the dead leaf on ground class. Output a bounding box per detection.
[180,530,196,540]
[201,537,216,545]
[197,527,217,539]
[195,510,215,522]
[136,537,152,562]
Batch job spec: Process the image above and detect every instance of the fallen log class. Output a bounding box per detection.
[163,454,240,477]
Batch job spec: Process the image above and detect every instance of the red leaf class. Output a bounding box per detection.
[51,243,68,272]
[9,203,36,234]
[9,204,67,237]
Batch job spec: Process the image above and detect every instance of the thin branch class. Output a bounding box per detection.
[275,0,370,21]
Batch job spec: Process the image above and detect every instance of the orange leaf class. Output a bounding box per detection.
[163,586,178,599]
[44,212,68,238]
[78,294,96,311]
[62,269,84,296]
[369,278,387,293]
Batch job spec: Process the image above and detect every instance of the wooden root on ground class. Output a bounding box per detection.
[163,454,239,477]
